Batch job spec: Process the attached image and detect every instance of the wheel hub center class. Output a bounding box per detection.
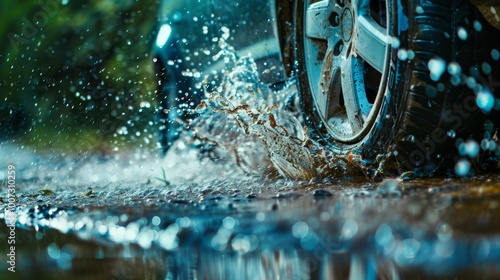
[341,9,353,42]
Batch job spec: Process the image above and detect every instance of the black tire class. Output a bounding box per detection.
[294,0,499,176]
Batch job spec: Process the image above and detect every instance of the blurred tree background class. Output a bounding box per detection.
[0,0,160,155]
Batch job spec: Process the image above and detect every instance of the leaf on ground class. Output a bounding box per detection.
[40,189,55,196]
[77,188,94,198]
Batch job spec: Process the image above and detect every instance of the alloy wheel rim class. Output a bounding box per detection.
[303,0,392,143]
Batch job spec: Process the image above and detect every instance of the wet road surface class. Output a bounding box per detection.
[1,146,500,279]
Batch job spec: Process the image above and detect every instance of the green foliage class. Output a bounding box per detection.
[1,0,160,153]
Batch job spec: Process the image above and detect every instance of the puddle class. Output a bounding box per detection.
[2,174,500,279]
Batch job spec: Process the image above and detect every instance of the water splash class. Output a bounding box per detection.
[194,40,366,180]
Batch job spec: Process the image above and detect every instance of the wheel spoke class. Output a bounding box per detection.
[305,0,336,40]
[313,48,342,120]
[302,0,388,142]
[341,54,371,133]
[354,15,389,73]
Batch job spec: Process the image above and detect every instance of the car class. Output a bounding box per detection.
[152,0,500,176]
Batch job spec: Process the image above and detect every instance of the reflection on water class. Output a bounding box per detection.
[2,171,500,279]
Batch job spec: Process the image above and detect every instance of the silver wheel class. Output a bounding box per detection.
[303,0,391,142]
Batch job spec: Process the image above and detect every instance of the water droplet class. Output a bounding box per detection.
[457,27,468,40]
[397,49,408,60]
[172,11,182,22]
[484,131,492,140]
[117,126,128,135]
[300,231,319,250]
[255,212,265,222]
[341,219,358,240]
[391,37,401,49]
[394,239,421,266]
[176,217,191,228]
[476,88,495,113]
[470,66,480,78]
[489,140,498,151]
[159,225,179,250]
[406,50,415,60]
[447,130,456,138]
[292,222,309,239]
[459,140,479,158]
[437,83,446,92]
[428,57,446,81]
[137,229,154,249]
[466,77,476,89]
[473,20,482,32]
[231,234,253,253]
[221,26,230,40]
[455,159,470,176]
[435,240,455,258]
[436,223,453,241]
[151,216,161,226]
[415,6,424,14]
[492,49,499,61]
[473,239,491,260]
[481,139,490,150]
[481,62,492,75]
[447,62,461,75]
[222,216,236,230]
[47,243,61,259]
[375,223,393,246]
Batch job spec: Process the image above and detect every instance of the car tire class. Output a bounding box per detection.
[294,0,499,176]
